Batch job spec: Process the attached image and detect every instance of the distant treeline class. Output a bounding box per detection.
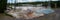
[7,1,60,8]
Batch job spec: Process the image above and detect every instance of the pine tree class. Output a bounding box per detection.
[0,0,7,13]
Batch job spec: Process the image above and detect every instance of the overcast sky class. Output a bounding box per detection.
[7,0,58,3]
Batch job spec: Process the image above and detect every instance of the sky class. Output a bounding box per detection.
[7,0,58,3]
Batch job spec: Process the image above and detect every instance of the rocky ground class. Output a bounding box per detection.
[0,8,60,20]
